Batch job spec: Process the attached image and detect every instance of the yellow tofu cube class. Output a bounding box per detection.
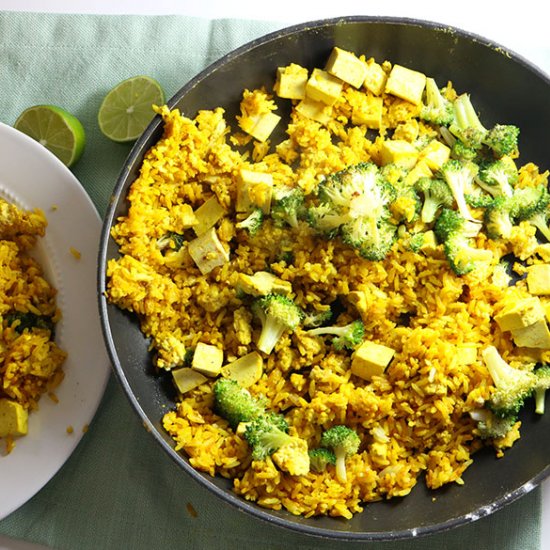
[0,399,28,437]
[295,97,333,125]
[236,271,292,297]
[325,47,368,88]
[363,61,387,95]
[187,227,230,275]
[221,351,264,387]
[351,95,383,128]
[379,140,420,169]
[236,168,274,214]
[240,111,281,142]
[305,68,343,106]
[193,196,226,236]
[526,264,550,295]
[414,230,438,254]
[385,64,427,105]
[419,140,451,171]
[351,341,395,381]
[545,301,550,323]
[494,297,546,332]
[511,319,550,349]
[403,160,433,187]
[274,64,308,99]
[535,243,550,263]
[191,342,224,377]
[172,367,208,395]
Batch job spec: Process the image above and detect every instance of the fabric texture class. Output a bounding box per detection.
[0,11,544,550]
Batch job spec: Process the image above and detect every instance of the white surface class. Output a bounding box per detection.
[0,123,110,520]
[0,1,549,549]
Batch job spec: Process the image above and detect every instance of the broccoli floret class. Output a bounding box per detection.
[481,345,538,418]
[470,408,517,439]
[484,124,520,158]
[302,308,333,329]
[307,319,365,350]
[236,208,264,236]
[534,365,550,414]
[476,157,518,198]
[451,139,480,162]
[408,231,430,253]
[434,208,490,275]
[449,93,487,151]
[251,294,304,354]
[213,378,265,429]
[420,77,454,126]
[320,425,361,483]
[484,195,515,239]
[5,311,55,335]
[271,186,306,229]
[308,447,336,473]
[414,176,454,224]
[157,231,186,251]
[440,159,480,222]
[344,217,398,261]
[511,185,549,222]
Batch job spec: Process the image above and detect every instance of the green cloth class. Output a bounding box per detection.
[0,11,544,550]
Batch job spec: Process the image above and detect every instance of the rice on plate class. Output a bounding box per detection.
[105,46,550,519]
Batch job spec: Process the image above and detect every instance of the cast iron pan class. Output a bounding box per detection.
[98,16,550,541]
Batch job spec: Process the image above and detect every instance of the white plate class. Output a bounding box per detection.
[0,122,110,520]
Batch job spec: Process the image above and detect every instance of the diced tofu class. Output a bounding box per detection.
[272,437,310,476]
[274,63,308,99]
[191,342,224,377]
[403,159,432,187]
[456,343,478,365]
[494,297,546,332]
[221,351,263,387]
[526,264,550,295]
[511,319,550,349]
[351,95,384,128]
[295,97,333,125]
[379,140,420,169]
[363,61,387,95]
[535,243,550,263]
[0,399,28,437]
[545,301,550,323]
[242,111,281,142]
[305,68,343,106]
[351,341,395,381]
[419,140,451,171]
[385,64,427,105]
[235,168,273,214]
[325,47,367,88]
[236,271,292,297]
[415,230,438,254]
[187,227,230,275]
[193,196,226,236]
[172,367,208,395]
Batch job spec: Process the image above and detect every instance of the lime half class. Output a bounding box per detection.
[98,75,165,142]
[14,105,86,167]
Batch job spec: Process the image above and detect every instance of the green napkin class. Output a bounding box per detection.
[0,11,543,550]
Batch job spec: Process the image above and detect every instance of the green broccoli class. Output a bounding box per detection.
[302,308,333,329]
[307,319,365,350]
[308,447,336,473]
[408,231,431,253]
[213,378,265,429]
[470,408,517,439]
[236,208,264,236]
[414,176,454,224]
[251,294,304,354]
[449,93,487,151]
[534,365,550,415]
[484,124,520,158]
[476,157,518,198]
[451,139,480,162]
[481,345,538,418]
[419,77,454,126]
[511,185,549,222]
[434,208,491,275]
[157,231,186,251]
[5,311,55,335]
[525,202,550,242]
[440,159,480,222]
[270,186,306,228]
[320,425,361,483]
[484,196,515,240]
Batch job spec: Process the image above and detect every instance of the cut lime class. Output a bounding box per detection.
[98,75,165,142]
[14,105,86,167]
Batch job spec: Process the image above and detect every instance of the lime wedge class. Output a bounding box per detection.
[98,75,165,142]
[14,105,86,167]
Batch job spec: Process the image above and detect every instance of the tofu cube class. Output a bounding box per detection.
[274,64,308,99]
[305,68,343,106]
[385,64,427,105]
[193,196,226,236]
[379,140,420,169]
[187,227,230,275]
[221,351,264,387]
[415,230,438,254]
[363,61,388,95]
[535,243,550,262]
[351,341,395,381]
[419,140,451,171]
[511,319,550,349]
[240,111,281,142]
[526,264,550,295]
[236,271,292,297]
[295,97,333,125]
[0,399,28,437]
[494,297,546,332]
[236,169,273,214]
[325,47,368,88]
[191,342,224,377]
[403,160,433,187]
[172,367,208,395]
[351,95,383,128]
